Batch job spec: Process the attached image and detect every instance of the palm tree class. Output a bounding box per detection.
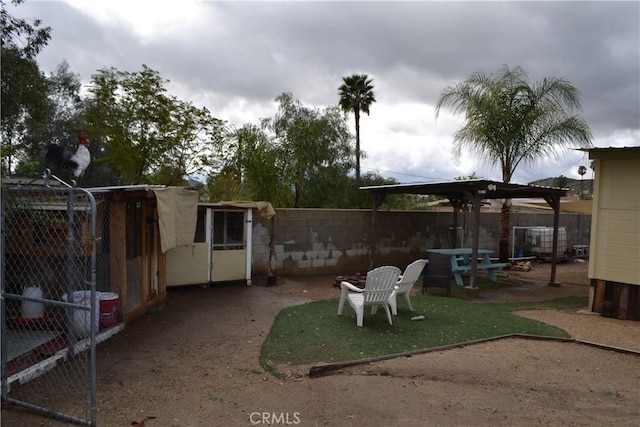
[338,74,376,184]
[435,65,593,261]
[578,165,587,198]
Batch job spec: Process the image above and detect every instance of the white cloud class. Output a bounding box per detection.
[10,0,639,185]
[65,0,206,43]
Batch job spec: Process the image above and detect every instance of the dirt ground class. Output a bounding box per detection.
[2,260,640,426]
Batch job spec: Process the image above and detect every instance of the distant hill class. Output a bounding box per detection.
[528,177,593,195]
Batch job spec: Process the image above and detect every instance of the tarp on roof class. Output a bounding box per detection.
[152,187,199,253]
[220,201,276,219]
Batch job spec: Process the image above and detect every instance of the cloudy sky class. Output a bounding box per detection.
[10,0,640,184]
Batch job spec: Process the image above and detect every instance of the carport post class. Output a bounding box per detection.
[369,192,386,270]
[468,191,482,289]
[450,198,462,249]
[545,194,562,286]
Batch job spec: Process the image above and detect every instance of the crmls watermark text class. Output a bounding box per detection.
[249,412,301,425]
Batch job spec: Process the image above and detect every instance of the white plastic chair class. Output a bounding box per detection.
[337,266,401,327]
[389,259,427,315]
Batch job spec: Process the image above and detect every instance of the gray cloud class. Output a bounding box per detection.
[12,0,639,184]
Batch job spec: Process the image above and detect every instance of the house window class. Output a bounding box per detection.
[212,211,244,250]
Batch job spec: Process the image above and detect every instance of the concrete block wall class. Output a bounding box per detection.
[252,209,592,277]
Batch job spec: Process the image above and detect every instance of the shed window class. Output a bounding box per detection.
[212,211,244,250]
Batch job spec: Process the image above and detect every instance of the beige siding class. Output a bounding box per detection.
[589,152,640,285]
[212,250,247,282]
[165,243,209,286]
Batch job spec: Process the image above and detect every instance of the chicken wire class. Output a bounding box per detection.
[1,183,99,426]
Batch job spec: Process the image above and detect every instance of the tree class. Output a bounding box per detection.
[264,92,354,208]
[84,65,226,185]
[45,61,83,139]
[0,47,49,175]
[454,172,483,181]
[0,1,52,174]
[435,65,593,261]
[1,0,51,59]
[577,165,587,199]
[344,172,418,210]
[205,124,288,205]
[338,73,376,184]
[554,175,568,188]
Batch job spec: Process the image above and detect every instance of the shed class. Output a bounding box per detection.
[1,181,189,326]
[580,146,640,320]
[85,185,200,323]
[165,201,276,287]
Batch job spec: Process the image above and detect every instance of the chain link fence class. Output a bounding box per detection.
[1,182,100,425]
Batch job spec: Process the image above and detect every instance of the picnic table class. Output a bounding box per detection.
[427,248,507,287]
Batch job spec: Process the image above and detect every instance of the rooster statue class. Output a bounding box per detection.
[45,133,91,177]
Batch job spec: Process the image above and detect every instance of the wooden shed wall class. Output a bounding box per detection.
[105,193,167,324]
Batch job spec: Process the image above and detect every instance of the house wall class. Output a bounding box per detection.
[588,150,640,286]
[251,209,592,277]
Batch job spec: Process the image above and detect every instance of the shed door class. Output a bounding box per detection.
[210,209,248,282]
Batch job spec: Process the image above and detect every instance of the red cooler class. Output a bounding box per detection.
[99,292,119,328]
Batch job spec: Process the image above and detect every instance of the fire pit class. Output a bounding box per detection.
[333,273,366,289]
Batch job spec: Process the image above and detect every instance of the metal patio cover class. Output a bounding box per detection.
[360,179,568,287]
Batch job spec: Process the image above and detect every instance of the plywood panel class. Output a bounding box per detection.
[109,201,127,300]
[165,243,209,286]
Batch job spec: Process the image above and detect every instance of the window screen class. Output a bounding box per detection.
[212,210,244,250]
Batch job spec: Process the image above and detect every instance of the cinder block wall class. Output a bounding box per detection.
[251,209,592,277]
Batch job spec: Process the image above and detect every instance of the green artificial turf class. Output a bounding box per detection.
[260,291,588,375]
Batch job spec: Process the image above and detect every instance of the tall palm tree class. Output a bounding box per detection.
[338,74,376,184]
[578,165,587,198]
[435,65,593,261]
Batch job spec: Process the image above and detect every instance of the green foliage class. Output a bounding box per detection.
[338,73,376,183]
[436,65,593,183]
[454,171,482,180]
[351,172,424,210]
[83,65,226,185]
[207,122,294,206]
[1,0,51,59]
[0,1,53,175]
[202,94,421,209]
[436,65,593,260]
[45,61,84,140]
[1,46,50,175]
[0,3,428,207]
[554,175,568,188]
[260,92,355,207]
[261,294,587,369]
[203,166,245,202]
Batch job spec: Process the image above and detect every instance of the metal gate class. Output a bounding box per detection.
[1,181,98,425]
